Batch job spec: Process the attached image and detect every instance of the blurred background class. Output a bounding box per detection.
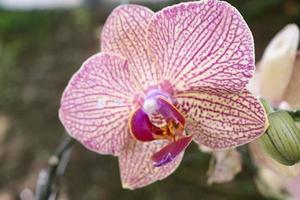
[0,0,299,199]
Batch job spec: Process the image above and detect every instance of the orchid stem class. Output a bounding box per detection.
[35,135,75,200]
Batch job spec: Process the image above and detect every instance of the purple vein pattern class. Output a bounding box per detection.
[59,0,267,190]
[147,1,254,92]
[119,140,183,189]
[175,89,266,148]
[101,5,158,91]
[59,53,138,155]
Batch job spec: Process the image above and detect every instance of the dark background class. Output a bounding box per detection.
[0,0,299,199]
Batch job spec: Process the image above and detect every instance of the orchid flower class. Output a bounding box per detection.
[59,0,267,189]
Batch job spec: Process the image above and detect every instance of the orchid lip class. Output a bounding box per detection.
[129,108,161,142]
[129,92,191,166]
[154,153,173,167]
[152,135,193,167]
[130,94,186,142]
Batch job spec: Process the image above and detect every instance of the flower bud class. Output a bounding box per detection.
[258,24,299,105]
[259,111,300,165]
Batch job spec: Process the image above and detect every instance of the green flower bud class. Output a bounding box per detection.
[259,111,300,166]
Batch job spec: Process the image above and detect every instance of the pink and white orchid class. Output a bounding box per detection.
[59,0,267,189]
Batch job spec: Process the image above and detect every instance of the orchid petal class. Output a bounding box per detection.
[147,0,254,93]
[287,173,300,199]
[247,66,261,97]
[283,52,300,108]
[207,149,242,184]
[101,5,158,91]
[152,136,193,167]
[129,108,159,142]
[255,167,289,199]
[257,24,300,105]
[254,157,300,199]
[59,52,138,155]
[118,140,183,189]
[156,96,185,125]
[175,89,267,149]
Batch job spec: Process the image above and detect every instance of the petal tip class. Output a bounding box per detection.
[258,24,299,104]
[121,182,135,190]
[153,152,173,167]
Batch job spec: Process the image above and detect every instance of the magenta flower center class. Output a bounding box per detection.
[129,89,192,167]
[130,90,185,142]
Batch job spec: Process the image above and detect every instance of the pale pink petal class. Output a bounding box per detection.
[118,140,183,189]
[59,52,139,156]
[207,149,242,184]
[147,0,254,93]
[101,5,158,91]
[283,52,300,108]
[255,164,300,199]
[255,167,290,199]
[175,89,267,149]
[287,173,300,199]
[257,24,299,105]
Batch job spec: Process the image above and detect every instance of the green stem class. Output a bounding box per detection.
[35,135,75,200]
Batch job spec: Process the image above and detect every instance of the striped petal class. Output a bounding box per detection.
[175,89,267,149]
[59,52,138,156]
[147,0,254,93]
[101,5,158,91]
[118,140,183,189]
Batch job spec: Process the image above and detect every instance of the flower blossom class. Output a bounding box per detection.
[59,0,267,189]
